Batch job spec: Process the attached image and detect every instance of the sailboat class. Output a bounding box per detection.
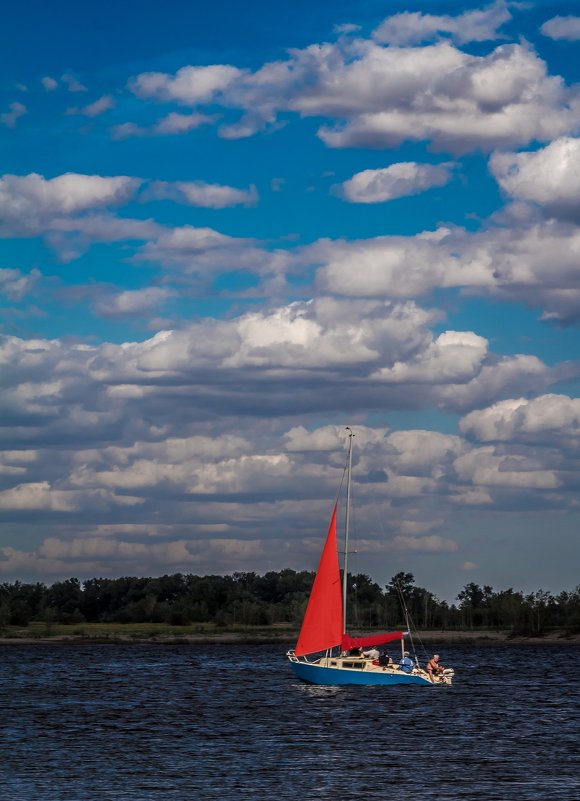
[287,428,454,686]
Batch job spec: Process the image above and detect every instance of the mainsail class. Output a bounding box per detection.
[294,504,342,657]
[294,502,405,657]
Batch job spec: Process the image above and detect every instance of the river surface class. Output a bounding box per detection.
[1,643,579,801]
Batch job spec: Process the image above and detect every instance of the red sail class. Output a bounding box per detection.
[295,504,343,656]
[341,631,405,651]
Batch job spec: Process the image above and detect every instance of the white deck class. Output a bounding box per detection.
[289,652,454,685]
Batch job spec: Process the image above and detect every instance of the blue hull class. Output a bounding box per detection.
[289,660,432,686]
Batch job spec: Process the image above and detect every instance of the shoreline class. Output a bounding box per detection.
[1,629,579,646]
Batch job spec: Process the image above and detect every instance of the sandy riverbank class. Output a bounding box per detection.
[1,629,579,645]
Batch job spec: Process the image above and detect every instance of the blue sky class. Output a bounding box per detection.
[1,0,580,602]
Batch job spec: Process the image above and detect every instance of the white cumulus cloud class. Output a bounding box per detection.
[72,94,116,117]
[490,137,580,219]
[61,73,87,93]
[154,111,216,134]
[128,38,580,154]
[0,268,40,300]
[0,172,141,235]
[146,180,258,208]
[541,16,580,41]
[373,1,511,46]
[339,162,452,203]
[92,287,174,319]
[41,76,58,91]
[309,219,580,324]
[111,112,216,139]
[129,64,244,104]
[1,102,27,128]
[453,447,560,489]
[373,331,489,384]
[460,394,580,443]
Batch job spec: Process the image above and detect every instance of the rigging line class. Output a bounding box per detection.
[335,441,349,560]
[349,532,361,629]
[394,577,413,648]
[332,443,349,577]
[346,464,361,628]
[394,576,429,664]
[406,590,431,661]
[395,580,416,657]
[342,426,354,634]
[335,451,349,509]
[331,433,351,635]
[370,503,431,660]
[333,425,354,535]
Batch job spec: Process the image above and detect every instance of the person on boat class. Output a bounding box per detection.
[362,647,380,660]
[378,651,392,667]
[398,651,414,673]
[427,654,445,681]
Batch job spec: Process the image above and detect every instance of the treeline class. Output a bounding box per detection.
[1,571,579,635]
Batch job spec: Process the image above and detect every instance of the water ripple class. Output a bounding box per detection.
[1,643,579,800]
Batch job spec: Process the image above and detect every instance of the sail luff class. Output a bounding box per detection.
[294,504,343,657]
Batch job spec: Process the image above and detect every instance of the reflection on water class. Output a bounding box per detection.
[1,643,579,800]
[296,683,343,698]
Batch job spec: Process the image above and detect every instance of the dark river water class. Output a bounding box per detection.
[1,643,578,801]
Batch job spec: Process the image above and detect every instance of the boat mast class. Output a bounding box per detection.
[342,427,354,635]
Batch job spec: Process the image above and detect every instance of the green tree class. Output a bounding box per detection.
[46,578,85,623]
[525,589,555,635]
[456,583,494,628]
